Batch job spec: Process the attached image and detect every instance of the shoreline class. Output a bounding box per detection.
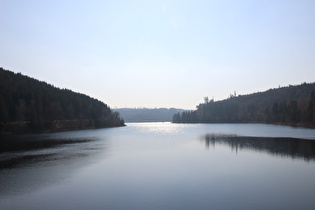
[172,121,315,129]
[0,120,126,135]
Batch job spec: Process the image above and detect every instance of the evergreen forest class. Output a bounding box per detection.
[0,68,125,134]
[173,83,315,127]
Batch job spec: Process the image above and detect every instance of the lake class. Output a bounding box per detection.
[1,122,315,210]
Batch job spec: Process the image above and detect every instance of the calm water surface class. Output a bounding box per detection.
[1,123,315,210]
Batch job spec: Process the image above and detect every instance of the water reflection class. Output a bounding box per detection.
[0,133,106,196]
[202,134,315,162]
[130,122,185,135]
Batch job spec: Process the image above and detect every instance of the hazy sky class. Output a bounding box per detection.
[1,0,315,109]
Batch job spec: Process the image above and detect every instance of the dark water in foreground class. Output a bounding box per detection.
[1,123,315,210]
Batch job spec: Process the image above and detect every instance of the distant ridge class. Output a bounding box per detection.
[173,83,315,128]
[114,108,188,122]
[0,67,125,134]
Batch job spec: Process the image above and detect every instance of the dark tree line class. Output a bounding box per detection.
[173,83,315,127]
[0,68,124,134]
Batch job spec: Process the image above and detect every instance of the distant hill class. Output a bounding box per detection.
[173,83,315,127]
[114,108,187,122]
[0,67,125,134]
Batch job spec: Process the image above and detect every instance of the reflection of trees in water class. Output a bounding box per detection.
[0,136,103,169]
[202,134,315,162]
[0,135,106,196]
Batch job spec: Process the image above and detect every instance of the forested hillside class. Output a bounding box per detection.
[114,108,187,122]
[0,68,125,134]
[173,83,315,127]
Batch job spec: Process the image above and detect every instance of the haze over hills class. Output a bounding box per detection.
[1,66,315,134]
[0,68,125,134]
[114,108,188,122]
[173,83,315,128]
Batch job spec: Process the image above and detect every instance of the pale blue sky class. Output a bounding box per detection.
[1,0,315,109]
